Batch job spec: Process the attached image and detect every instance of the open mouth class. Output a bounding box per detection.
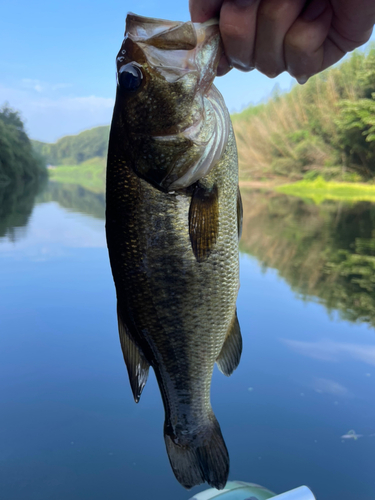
[123,13,222,85]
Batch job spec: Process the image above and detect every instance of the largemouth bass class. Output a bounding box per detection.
[106,13,243,490]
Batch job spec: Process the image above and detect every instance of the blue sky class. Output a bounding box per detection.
[0,1,373,143]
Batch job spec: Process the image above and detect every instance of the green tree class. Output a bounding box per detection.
[0,104,46,185]
[32,126,110,166]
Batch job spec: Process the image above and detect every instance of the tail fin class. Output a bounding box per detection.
[164,413,229,490]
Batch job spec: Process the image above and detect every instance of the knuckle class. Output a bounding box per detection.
[285,30,310,53]
[220,20,249,40]
[259,0,297,23]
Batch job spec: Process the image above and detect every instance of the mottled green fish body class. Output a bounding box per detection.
[106,13,242,490]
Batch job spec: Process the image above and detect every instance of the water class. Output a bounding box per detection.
[0,181,374,500]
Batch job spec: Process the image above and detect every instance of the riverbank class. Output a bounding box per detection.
[48,157,105,193]
[48,167,375,205]
[276,177,375,203]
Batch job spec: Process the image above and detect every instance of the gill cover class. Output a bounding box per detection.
[115,13,231,192]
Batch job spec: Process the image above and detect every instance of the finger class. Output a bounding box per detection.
[189,0,224,22]
[216,53,233,76]
[330,0,375,52]
[253,0,305,78]
[284,0,336,83]
[219,0,261,71]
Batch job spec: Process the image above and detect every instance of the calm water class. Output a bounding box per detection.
[1,181,374,500]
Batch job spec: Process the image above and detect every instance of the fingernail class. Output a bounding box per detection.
[302,0,328,22]
[227,55,254,72]
[297,75,309,84]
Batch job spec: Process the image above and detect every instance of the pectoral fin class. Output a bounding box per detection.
[237,186,243,240]
[117,305,150,403]
[189,183,219,262]
[216,310,242,376]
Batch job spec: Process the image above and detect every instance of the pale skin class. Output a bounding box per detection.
[189,0,375,82]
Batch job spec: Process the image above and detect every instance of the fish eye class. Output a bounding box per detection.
[118,64,143,92]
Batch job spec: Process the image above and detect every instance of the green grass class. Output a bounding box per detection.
[48,157,105,193]
[276,176,375,204]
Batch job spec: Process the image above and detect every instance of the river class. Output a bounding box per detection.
[0,180,374,500]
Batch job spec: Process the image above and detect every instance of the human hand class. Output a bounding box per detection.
[189,0,375,82]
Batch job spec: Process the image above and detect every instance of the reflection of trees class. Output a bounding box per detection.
[0,181,105,243]
[0,177,47,240]
[37,182,105,220]
[240,189,375,327]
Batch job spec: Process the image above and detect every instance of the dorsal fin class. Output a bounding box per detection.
[216,310,242,376]
[117,304,150,403]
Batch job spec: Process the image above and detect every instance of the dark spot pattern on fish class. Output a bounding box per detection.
[106,13,240,490]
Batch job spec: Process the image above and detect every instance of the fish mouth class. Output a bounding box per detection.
[123,13,222,87]
[120,14,229,192]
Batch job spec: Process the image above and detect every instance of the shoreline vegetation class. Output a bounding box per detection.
[0,105,47,238]
[0,105,46,187]
[29,44,375,203]
[233,44,375,184]
[47,157,106,193]
[276,176,375,203]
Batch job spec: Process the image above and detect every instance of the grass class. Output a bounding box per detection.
[48,157,105,193]
[232,47,375,182]
[276,176,375,204]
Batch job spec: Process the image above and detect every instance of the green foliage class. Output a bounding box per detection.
[37,182,105,220]
[0,176,47,238]
[0,104,46,185]
[32,126,110,166]
[240,190,375,327]
[277,177,375,204]
[48,156,106,193]
[234,44,375,182]
[335,95,375,176]
[304,170,320,181]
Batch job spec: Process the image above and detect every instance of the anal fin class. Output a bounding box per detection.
[216,310,242,376]
[117,304,150,403]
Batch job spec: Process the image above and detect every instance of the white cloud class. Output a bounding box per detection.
[0,84,114,142]
[21,79,73,94]
[32,94,114,112]
[313,378,349,396]
[21,79,44,92]
[282,339,375,366]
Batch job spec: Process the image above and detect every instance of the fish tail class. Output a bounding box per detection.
[164,411,229,490]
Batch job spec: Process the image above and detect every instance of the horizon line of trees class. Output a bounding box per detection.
[0,104,46,186]
[32,126,110,166]
[26,43,375,184]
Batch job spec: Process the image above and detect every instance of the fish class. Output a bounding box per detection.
[106,13,243,490]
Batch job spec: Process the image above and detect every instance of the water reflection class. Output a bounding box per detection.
[3,181,375,330]
[0,177,46,241]
[240,189,375,328]
[37,182,105,219]
[1,181,374,499]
